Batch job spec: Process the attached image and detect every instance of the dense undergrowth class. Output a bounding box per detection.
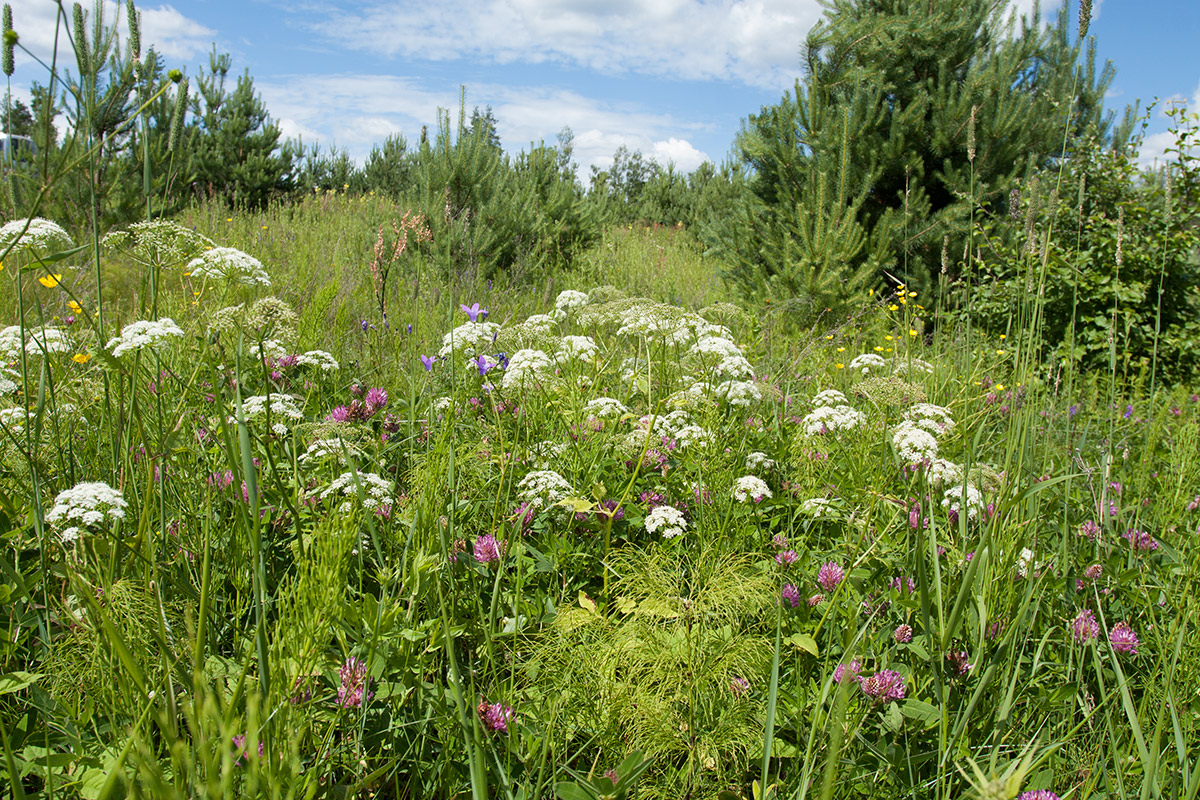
[1,201,1198,800]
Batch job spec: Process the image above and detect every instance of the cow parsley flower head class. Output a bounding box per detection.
[557,335,598,362]
[106,318,185,358]
[47,481,129,544]
[584,396,628,420]
[715,379,761,406]
[942,483,983,520]
[0,366,17,395]
[892,357,934,376]
[904,403,955,433]
[802,404,865,436]
[645,504,687,538]
[516,470,574,510]
[554,289,589,317]
[848,353,887,375]
[439,321,500,361]
[186,247,271,286]
[927,458,963,487]
[892,420,939,463]
[238,393,304,436]
[500,349,553,392]
[0,217,74,254]
[299,437,363,466]
[0,325,71,359]
[295,350,339,372]
[745,451,776,472]
[320,470,393,512]
[733,475,772,504]
[812,389,848,406]
[102,219,215,267]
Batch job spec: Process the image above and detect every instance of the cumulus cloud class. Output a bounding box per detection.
[8,2,213,69]
[315,0,823,90]
[260,73,712,177]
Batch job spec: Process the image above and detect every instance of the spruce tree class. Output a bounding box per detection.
[708,0,1132,306]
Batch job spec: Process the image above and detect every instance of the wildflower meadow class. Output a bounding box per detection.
[2,2,1199,799]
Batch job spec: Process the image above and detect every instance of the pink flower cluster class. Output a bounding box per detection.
[337,656,373,709]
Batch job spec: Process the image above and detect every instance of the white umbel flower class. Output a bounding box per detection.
[848,353,887,374]
[942,483,983,520]
[892,420,939,463]
[438,321,500,360]
[295,350,339,371]
[106,318,185,358]
[320,470,393,512]
[904,403,955,434]
[745,451,777,472]
[500,348,553,392]
[812,389,848,406]
[733,475,772,504]
[554,289,589,317]
[516,469,574,509]
[645,504,688,538]
[557,335,598,362]
[927,459,963,487]
[299,438,363,466]
[0,217,74,254]
[715,379,761,407]
[239,393,304,435]
[802,404,865,435]
[0,325,71,359]
[187,247,271,286]
[584,397,629,419]
[48,481,128,543]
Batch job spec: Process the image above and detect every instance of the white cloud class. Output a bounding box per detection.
[9,2,213,69]
[317,0,823,90]
[259,73,714,178]
[651,138,709,172]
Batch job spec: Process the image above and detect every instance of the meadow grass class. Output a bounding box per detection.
[1,193,1198,800]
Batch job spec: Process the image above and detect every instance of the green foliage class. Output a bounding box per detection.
[190,47,296,209]
[966,118,1200,384]
[711,0,1133,307]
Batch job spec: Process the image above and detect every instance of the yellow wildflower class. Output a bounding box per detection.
[72,353,91,364]
[38,274,63,288]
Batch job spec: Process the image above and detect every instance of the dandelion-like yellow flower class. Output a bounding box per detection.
[67,300,82,314]
[996,349,1006,355]
[835,363,844,369]
[225,217,232,222]
[72,353,91,364]
[999,334,1007,340]
[908,291,917,297]
[836,347,846,352]
[38,274,63,288]
[995,384,1006,391]
[909,329,918,336]
[874,346,884,352]
[888,304,899,311]
[885,335,894,341]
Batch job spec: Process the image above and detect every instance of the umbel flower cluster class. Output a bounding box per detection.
[47,481,129,544]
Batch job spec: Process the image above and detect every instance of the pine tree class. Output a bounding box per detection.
[190,48,295,208]
[708,0,1132,305]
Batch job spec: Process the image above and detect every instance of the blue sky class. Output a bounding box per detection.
[7,0,1198,178]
